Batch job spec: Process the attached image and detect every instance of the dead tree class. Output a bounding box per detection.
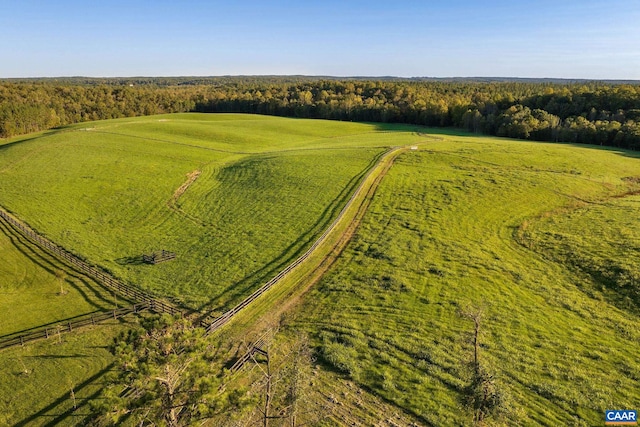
[459,304,506,425]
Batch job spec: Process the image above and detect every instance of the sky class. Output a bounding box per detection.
[1,0,639,79]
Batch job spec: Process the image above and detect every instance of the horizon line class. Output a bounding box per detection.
[2,75,640,83]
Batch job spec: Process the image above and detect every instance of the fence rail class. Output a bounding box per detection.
[230,337,267,373]
[143,250,176,264]
[0,303,149,350]
[0,207,183,318]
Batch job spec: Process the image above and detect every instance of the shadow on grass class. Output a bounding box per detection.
[398,124,640,160]
[115,255,146,266]
[0,309,108,340]
[195,149,386,322]
[13,363,114,427]
[0,217,127,315]
[426,125,640,160]
[0,128,64,152]
[312,353,438,427]
[26,353,91,360]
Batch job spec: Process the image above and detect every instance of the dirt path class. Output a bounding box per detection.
[166,169,208,226]
[269,143,402,322]
[205,144,409,333]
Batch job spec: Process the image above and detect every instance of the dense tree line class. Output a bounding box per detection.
[0,83,195,136]
[1,77,639,149]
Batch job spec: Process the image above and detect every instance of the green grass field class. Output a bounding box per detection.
[0,114,424,309]
[287,137,640,425]
[524,194,640,314]
[3,115,640,426]
[0,213,134,426]
[0,217,120,336]
[0,320,133,426]
[0,113,424,426]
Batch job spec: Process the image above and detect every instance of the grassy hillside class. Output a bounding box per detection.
[0,114,424,309]
[0,217,119,336]
[0,212,133,426]
[0,321,131,426]
[523,194,640,313]
[3,116,639,425]
[287,137,640,425]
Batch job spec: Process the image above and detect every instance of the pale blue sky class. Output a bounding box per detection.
[1,0,639,79]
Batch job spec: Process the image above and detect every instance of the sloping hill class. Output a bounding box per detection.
[0,114,423,309]
[287,136,640,425]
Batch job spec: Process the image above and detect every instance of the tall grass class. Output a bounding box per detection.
[290,137,640,425]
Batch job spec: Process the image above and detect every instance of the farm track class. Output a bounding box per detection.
[76,129,252,155]
[166,168,208,226]
[204,144,411,333]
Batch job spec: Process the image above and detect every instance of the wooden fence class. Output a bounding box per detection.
[230,337,267,373]
[2,145,401,340]
[204,147,400,333]
[0,207,183,318]
[0,303,149,350]
[143,250,176,264]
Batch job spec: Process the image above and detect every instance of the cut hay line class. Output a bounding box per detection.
[171,169,201,203]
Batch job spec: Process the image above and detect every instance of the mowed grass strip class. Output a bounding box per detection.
[289,136,640,425]
[0,114,424,308]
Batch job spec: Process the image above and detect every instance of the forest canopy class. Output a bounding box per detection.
[1,77,639,149]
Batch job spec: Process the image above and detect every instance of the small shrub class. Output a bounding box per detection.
[364,245,392,260]
[428,266,446,277]
[320,341,361,376]
[463,366,511,424]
